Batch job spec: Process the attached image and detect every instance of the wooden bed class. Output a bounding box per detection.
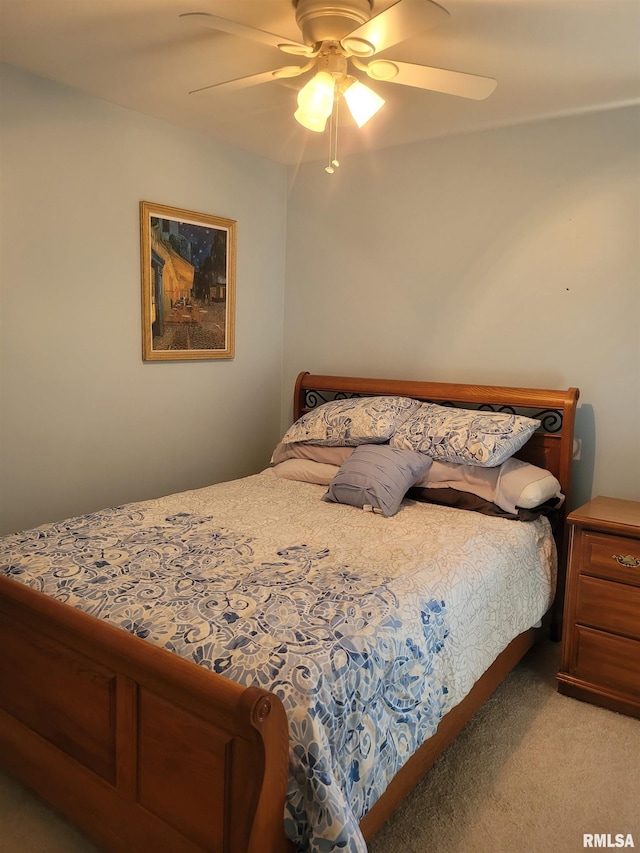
[0,372,579,853]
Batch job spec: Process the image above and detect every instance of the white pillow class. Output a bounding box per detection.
[414,457,562,514]
[272,459,339,486]
[517,472,564,510]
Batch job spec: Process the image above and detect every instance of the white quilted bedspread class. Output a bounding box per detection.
[0,469,556,853]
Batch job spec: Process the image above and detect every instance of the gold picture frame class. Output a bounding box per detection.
[140,201,236,360]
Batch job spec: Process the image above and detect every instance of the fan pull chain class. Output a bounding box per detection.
[325,97,340,174]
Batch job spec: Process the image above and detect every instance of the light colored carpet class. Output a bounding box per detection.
[0,640,638,852]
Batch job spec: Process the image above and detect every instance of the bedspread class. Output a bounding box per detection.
[0,470,556,853]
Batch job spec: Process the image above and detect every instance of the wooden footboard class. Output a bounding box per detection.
[0,575,293,853]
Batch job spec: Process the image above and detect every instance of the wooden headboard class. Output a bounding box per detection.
[294,372,580,637]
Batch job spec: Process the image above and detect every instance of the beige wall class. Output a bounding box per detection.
[283,107,640,507]
[0,65,288,535]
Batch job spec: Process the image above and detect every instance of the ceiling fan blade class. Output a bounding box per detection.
[179,12,314,56]
[363,59,497,100]
[189,64,310,95]
[341,0,449,57]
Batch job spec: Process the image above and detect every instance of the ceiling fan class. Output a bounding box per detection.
[181,0,497,170]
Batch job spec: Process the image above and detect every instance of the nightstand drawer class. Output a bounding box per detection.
[574,626,640,698]
[576,576,640,640]
[579,532,640,586]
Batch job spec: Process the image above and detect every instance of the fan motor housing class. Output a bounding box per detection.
[294,0,372,45]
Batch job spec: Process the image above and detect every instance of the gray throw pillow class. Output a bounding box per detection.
[322,445,432,517]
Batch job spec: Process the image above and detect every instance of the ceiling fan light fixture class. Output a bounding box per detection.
[294,70,336,131]
[183,1,499,169]
[343,79,385,127]
[294,108,330,132]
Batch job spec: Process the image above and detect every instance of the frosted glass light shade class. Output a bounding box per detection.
[343,79,385,127]
[294,108,329,132]
[295,71,335,132]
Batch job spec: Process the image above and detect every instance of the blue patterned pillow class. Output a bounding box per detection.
[390,403,539,467]
[280,396,420,447]
[322,445,432,517]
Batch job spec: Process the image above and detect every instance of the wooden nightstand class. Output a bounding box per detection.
[557,496,640,718]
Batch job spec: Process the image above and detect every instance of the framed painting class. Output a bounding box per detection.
[140,201,237,360]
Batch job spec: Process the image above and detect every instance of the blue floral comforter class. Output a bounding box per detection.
[0,470,555,852]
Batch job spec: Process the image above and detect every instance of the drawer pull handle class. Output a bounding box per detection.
[612,553,640,568]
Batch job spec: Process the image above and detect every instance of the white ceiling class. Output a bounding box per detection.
[1,0,639,166]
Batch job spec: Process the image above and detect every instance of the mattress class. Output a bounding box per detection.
[0,469,556,853]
